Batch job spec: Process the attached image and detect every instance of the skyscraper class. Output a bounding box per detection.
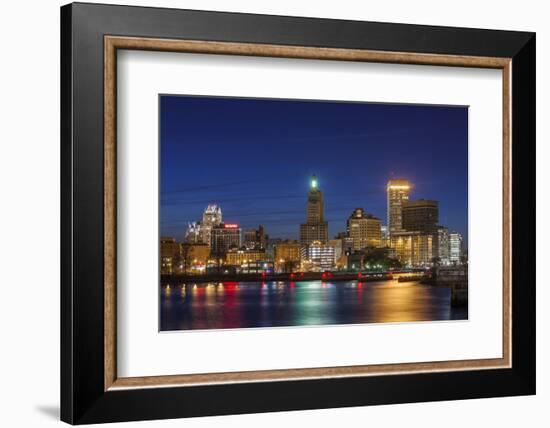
[346,208,382,250]
[200,204,222,248]
[387,179,411,235]
[300,175,328,245]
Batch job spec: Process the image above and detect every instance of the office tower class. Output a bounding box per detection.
[346,208,382,250]
[210,223,241,256]
[299,175,328,245]
[387,179,411,235]
[402,199,439,232]
[449,232,463,264]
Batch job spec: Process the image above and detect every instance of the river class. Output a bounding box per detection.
[160,279,467,331]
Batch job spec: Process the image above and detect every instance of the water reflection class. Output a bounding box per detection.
[160,280,467,331]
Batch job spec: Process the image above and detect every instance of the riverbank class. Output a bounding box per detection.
[161,270,402,284]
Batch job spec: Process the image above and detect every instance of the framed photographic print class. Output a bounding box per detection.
[61,2,535,424]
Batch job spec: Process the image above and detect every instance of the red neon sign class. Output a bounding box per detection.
[224,224,239,229]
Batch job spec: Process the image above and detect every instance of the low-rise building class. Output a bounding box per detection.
[225,247,266,266]
[274,240,301,273]
[300,240,335,272]
[243,225,266,250]
[180,242,210,273]
[160,237,180,274]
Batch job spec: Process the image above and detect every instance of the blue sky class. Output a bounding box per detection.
[160,95,468,243]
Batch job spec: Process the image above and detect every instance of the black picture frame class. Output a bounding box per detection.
[61,2,535,424]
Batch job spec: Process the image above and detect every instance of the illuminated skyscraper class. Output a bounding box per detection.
[200,204,222,248]
[387,179,411,235]
[300,175,328,245]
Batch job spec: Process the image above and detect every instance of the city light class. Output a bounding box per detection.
[159,95,470,332]
[162,175,465,278]
[311,177,317,189]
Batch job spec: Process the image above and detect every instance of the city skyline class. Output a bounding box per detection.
[160,95,468,244]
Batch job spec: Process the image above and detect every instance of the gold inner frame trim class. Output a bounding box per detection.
[104,35,512,391]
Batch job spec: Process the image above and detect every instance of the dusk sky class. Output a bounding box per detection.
[160,95,468,245]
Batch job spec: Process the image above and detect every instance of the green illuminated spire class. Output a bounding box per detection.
[310,175,318,190]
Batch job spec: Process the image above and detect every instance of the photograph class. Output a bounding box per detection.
[159,95,469,331]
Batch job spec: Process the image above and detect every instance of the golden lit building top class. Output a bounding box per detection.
[387,179,412,235]
[387,179,411,190]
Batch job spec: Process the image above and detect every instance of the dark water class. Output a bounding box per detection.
[160,280,467,331]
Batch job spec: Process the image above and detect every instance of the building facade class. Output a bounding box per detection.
[185,221,203,244]
[433,226,451,265]
[389,231,433,267]
[179,242,210,273]
[449,232,463,264]
[300,240,335,272]
[274,240,301,273]
[225,247,266,266]
[346,208,382,250]
[239,260,274,274]
[243,225,266,250]
[210,223,241,256]
[299,175,328,245]
[200,204,223,248]
[387,179,411,235]
[380,225,389,246]
[160,237,180,274]
[402,199,439,232]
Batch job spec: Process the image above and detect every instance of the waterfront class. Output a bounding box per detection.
[160,279,467,331]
